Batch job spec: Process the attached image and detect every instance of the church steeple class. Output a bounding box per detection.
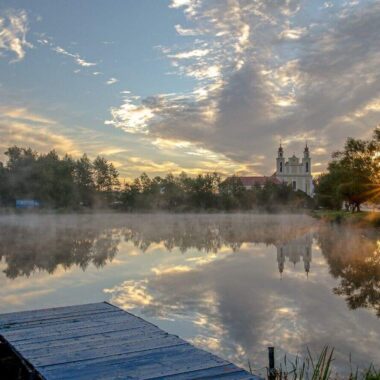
[278,142,284,158]
[303,142,310,158]
[276,142,285,175]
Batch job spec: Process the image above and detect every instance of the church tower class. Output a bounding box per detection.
[276,143,285,176]
[302,143,312,195]
[302,143,311,175]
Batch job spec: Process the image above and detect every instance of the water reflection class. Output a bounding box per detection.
[0,218,120,278]
[0,214,378,318]
[0,214,379,373]
[317,226,380,317]
[0,214,315,277]
[276,234,313,276]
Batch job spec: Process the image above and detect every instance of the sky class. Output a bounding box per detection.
[0,0,379,180]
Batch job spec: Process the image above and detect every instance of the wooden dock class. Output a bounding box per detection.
[0,302,260,379]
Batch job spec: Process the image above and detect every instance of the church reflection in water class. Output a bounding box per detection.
[276,234,313,276]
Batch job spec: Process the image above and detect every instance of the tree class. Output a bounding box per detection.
[219,176,246,210]
[34,150,77,208]
[0,147,121,209]
[187,173,221,209]
[315,127,380,211]
[75,154,95,206]
[93,156,120,206]
[161,173,184,210]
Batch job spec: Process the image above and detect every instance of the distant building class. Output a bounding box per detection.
[238,176,281,190]
[275,144,314,196]
[236,144,313,196]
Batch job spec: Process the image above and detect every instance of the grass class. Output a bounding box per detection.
[311,210,380,228]
[248,346,380,380]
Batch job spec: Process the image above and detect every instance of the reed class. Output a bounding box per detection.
[254,346,380,380]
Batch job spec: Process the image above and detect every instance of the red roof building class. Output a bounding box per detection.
[237,175,281,189]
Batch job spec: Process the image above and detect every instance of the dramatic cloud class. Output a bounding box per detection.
[0,9,32,62]
[106,0,380,175]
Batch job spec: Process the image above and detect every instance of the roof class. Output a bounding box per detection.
[238,176,281,186]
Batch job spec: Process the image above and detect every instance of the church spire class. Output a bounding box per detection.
[304,141,309,157]
[278,141,284,158]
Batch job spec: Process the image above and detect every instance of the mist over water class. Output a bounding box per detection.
[0,213,378,376]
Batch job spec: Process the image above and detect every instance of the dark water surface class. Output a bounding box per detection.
[0,214,379,376]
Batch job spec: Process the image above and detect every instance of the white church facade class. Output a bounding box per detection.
[275,144,314,196]
[237,144,314,197]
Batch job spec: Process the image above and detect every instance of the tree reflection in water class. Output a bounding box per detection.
[317,226,380,317]
[0,216,120,278]
[0,214,378,317]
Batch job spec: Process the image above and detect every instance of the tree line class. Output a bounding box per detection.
[0,146,312,211]
[121,172,312,211]
[0,146,120,208]
[3,125,377,212]
[314,127,380,212]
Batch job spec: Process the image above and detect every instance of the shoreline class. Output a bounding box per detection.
[311,210,380,228]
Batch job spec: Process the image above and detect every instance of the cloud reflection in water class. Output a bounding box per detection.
[0,214,378,374]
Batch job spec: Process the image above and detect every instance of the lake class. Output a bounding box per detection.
[0,213,378,376]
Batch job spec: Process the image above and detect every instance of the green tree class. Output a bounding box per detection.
[74,154,95,206]
[188,173,221,209]
[4,147,38,202]
[35,150,77,208]
[93,156,120,206]
[315,127,380,211]
[219,176,246,210]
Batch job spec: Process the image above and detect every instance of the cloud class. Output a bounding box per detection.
[279,27,307,40]
[0,107,56,125]
[174,24,200,36]
[37,38,98,69]
[52,45,97,67]
[106,96,154,133]
[107,0,380,175]
[106,77,118,85]
[0,107,80,158]
[170,49,209,59]
[0,9,32,62]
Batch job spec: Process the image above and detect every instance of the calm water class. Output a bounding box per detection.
[0,213,379,376]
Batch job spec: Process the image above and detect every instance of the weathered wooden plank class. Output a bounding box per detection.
[45,364,256,380]
[39,344,229,380]
[5,320,152,346]
[31,335,185,367]
[18,325,162,354]
[0,309,127,333]
[0,302,114,326]
[150,363,252,379]
[1,313,148,342]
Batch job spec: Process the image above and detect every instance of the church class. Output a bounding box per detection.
[237,144,314,196]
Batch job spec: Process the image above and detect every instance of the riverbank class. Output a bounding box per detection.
[312,210,380,228]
